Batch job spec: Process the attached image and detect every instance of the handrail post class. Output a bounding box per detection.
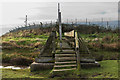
[75,31,81,71]
[53,31,56,53]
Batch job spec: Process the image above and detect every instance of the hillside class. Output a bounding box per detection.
[1,24,120,66]
[1,26,57,66]
[0,23,120,79]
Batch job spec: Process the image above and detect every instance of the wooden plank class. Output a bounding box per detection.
[55,61,76,64]
[56,50,76,54]
[55,54,76,57]
[54,64,76,67]
[55,57,76,61]
[53,68,76,71]
[56,47,75,50]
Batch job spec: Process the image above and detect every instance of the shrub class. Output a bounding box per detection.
[10,57,33,66]
[88,42,104,50]
[2,54,11,63]
[103,43,119,51]
[102,36,112,43]
[91,53,104,61]
[116,43,120,51]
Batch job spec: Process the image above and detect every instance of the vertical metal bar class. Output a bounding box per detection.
[59,12,62,51]
[58,3,62,51]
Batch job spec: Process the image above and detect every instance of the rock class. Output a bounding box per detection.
[30,62,54,72]
[35,57,54,63]
[81,61,100,68]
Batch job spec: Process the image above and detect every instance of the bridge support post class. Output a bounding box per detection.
[75,31,81,71]
[30,31,56,72]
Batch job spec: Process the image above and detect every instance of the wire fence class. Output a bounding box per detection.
[1,17,118,36]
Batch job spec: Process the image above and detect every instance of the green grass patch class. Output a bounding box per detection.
[76,60,118,78]
[2,69,51,78]
[2,34,49,42]
[79,32,118,43]
[2,60,118,78]
[91,50,119,60]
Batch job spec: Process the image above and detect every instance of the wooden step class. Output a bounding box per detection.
[55,54,76,57]
[55,57,76,61]
[56,47,75,50]
[55,61,76,64]
[54,64,77,68]
[53,68,76,72]
[57,36,74,38]
[56,50,76,54]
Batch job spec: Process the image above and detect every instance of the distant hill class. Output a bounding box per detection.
[78,20,118,29]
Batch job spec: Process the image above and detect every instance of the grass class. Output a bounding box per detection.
[80,32,118,39]
[2,69,51,78]
[1,31,119,78]
[2,34,49,41]
[79,32,118,43]
[2,34,48,45]
[91,50,119,60]
[2,60,118,78]
[2,33,49,64]
[2,48,40,64]
[80,60,118,78]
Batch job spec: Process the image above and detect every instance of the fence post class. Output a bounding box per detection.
[75,31,81,71]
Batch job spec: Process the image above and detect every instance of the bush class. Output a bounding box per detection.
[102,43,119,51]
[88,42,104,50]
[2,54,11,63]
[10,57,33,66]
[102,36,112,43]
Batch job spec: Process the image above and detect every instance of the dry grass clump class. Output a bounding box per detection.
[102,36,112,42]
[103,43,119,51]
[89,42,120,51]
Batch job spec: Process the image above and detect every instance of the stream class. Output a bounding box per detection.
[0,66,30,69]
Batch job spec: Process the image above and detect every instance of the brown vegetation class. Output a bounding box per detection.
[10,57,33,66]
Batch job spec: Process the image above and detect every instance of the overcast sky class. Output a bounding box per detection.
[0,2,118,35]
[1,2,118,26]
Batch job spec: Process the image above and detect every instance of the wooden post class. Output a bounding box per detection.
[106,21,109,29]
[40,22,43,27]
[86,18,87,25]
[53,31,56,53]
[25,15,27,27]
[51,20,52,26]
[89,22,90,25]
[101,18,103,27]
[75,31,81,71]
[67,19,68,24]
[75,19,77,24]
[74,29,76,50]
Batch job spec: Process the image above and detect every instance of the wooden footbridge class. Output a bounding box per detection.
[30,3,100,72]
[30,30,100,72]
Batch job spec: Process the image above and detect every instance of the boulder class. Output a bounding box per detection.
[30,62,54,72]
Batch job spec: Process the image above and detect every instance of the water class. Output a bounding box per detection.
[0,66,30,69]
